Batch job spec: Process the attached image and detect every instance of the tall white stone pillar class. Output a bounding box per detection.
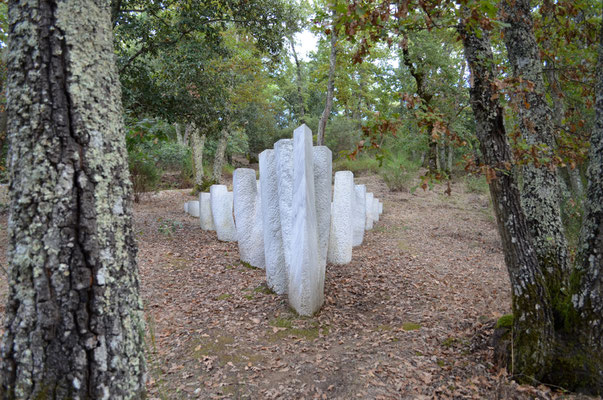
[312,146,332,269]
[288,124,322,316]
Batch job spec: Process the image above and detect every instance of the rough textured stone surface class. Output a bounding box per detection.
[373,199,380,222]
[184,201,189,214]
[327,171,355,264]
[288,124,323,316]
[353,184,367,247]
[259,149,288,294]
[312,146,332,269]
[210,185,237,242]
[379,201,383,215]
[233,168,265,269]
[189,200,200,218]
[275,138,294,275]
[199,192,215,231]
[365,192,374,230]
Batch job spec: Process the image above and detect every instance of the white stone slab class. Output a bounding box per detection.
[210,185,237,242]
[199,192,215,231]
[353,184,366,247]
[184,202,189,214]
[260,149,288,294]
[275,138,294,276]
[288,124,323,316]
[365,192,374,230]
[233,168,265,269]
[327,171,355,264]
[379,201,383,215]
[374,199,380,222]
[189,200,200,218]
[312,146,332,269]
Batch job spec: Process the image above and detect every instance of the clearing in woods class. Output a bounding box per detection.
[0,174,589,399]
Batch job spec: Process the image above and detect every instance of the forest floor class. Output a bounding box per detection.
[0,173,595,399]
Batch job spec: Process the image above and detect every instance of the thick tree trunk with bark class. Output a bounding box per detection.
[501,0,568,278]
[1,1,146,399]
[459,16,555,381]
[189,123,206,188]
[212,126,229,183]
[317,17,337,146]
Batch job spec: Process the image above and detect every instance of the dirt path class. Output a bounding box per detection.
[0,175,585,399]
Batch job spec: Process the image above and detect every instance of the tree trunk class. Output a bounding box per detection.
[289,36,305,124]
[459,12,555,382]
[1,1,145,398]
[501,0,569,278]
[212,126,229,183]
[189,123,206,188]
[317,14,337,146]
[174,122,184,145]
[571,16,603,393]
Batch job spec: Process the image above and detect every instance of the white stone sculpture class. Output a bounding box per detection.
[365,192,374,230]
[233,168,265,269]
[379,201,383,215]
[373,198,380,222]
[275,139,294,276]
[259,149,288,294]
[184,201,189,214]
[312,146,332,269]
[199,192,215,230]
[327,171,355,264]
[353,184,367,247]
[288,124,323,316]
[189,200,200,218]
[210,185,237,242]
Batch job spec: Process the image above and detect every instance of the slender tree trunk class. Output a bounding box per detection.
[446,143,453,176]
[317,14,337,146]
[212,126,229,183]
[501,0,569,277]
[289,36,305,124]
[1,1,145,398]
[459,12,555,382]
[174,122,184,145]
[189,123,206,188]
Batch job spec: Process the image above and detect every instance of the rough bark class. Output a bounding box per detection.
[459,14,555,382]
[571,16,603,393]
[1,1,146,399]
[212,126,229,184]
[501,0,569,277]
[316,15,337,146]
[189,123,206,187]
[174,122,184,146]
[289,36,305,124]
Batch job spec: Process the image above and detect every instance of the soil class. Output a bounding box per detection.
[0,174,595,399]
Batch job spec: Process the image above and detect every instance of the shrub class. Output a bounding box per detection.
[380,155,419,192]
[333,156,380,175]
[465,175,489,195]
[129,151,160,202]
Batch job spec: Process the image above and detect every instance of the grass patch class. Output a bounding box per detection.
[217,293,232,301]
[268,314,327,342]
[441,337,459,348]
[333,156,380,175]
[401,322,421,331]
[253,283,275,295]
[496,314,514,329]
[241,261,261,270]
[465,175,489,195]
[270,317,293,329]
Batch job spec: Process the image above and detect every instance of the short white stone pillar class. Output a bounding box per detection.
[312,146,332,269]
[327,171,355,264]
[210,185,237,242]
[189,200,200,218]
[259,149,288,294]
[288,124,323,316]
[373,198,380,222]
[199,192,215,231]
[184,202,190,214]
[233,168,265,269]
[379,201,383,215]
[353,184,366,247]
[365,192,374,230]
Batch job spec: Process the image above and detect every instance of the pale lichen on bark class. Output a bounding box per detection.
[1,0,145,398]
